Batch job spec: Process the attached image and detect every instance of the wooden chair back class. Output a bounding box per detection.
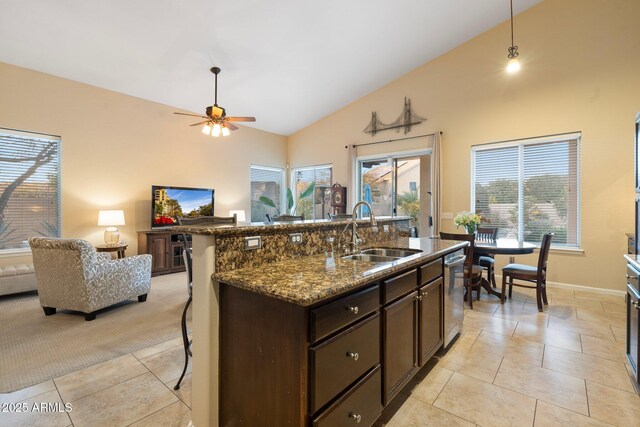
[476,226,498,243]
[440,232,475,276]
[537,233,554,281]
[269,214,305,222]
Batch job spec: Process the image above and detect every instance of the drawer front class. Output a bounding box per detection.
[420,258,443,286]
[310,314,380,413]
[313,366,382,427]
[311,285,380,342]
[383,269,418,304]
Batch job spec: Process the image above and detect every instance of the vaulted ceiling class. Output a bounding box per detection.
[0,0,541,135]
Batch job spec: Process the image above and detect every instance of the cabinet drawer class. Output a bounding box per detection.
[311,285,379,342]
[420,258,442,286]
[310,314,380,413]
[313,366,382,427]
[383,269,418,304]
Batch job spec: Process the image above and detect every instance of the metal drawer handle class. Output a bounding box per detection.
[346,351,359,361]
[349,412,362,423]
[634,301,640,310]
[422,290,428,297]
[347,305,359,315]
[416,295,422,301]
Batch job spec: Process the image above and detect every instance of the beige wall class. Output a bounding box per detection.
[0,62,287,267]
[289,0,640,291]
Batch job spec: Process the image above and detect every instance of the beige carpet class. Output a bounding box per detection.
[0,272,190,393]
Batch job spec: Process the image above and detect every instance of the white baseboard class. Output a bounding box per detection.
[494,274,626,297]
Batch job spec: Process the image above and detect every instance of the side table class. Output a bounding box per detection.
[95,243,128,259]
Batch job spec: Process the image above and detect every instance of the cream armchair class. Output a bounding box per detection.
[29,237,152,321]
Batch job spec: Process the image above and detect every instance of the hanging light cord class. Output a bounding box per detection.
[508,0,519,58]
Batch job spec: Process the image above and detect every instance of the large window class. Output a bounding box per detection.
[291,165,332,220]
[250,165,284,222]
[472,133,580,247]
[0,129,61,252]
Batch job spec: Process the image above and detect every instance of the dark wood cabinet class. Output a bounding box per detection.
[418,278,444,366]
[138,230,188,276]
[383,290,418,404]
[220,253,451,426]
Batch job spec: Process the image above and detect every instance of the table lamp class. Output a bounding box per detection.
[228,210,246,222]
[98,210,125,246]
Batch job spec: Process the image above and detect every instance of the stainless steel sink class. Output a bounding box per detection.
[360,248,423,258]
[341,254,399,263]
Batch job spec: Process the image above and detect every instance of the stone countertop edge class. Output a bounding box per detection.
[214,238,468,307]
[172,216,412,237]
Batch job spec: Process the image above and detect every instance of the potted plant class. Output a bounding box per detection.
[454,211,481,234]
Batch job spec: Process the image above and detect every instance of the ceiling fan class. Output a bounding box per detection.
[174,66,256,137]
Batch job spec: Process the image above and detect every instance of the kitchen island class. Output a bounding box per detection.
[176,217,464,426]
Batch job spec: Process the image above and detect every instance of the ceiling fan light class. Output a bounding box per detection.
[212,123,221,137]
[221,125,230,137]
[202,123,212,135]
[506,57,521,73]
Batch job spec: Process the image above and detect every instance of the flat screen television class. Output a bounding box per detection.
[151,185,215,228]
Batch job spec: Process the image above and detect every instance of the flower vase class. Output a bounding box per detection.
[465,224,477,235]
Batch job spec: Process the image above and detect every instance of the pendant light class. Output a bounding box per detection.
[506,0,521,74]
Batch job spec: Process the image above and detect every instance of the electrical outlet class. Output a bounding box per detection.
[289,233,303,244]
[244,236,262,250]
[383,224,389,232]
[442,212,454,220]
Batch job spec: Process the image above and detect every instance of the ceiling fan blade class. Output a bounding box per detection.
[225,122,239,131]
[190,120,210,127]
[226,117,256,122]
[174,112,209,119]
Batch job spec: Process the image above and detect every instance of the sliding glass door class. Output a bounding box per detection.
[357,152,431,236]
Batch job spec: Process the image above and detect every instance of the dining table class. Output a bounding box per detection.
[473,238,537,299]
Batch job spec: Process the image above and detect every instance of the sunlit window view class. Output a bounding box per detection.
[473,137,580,246]
[0,130,60,251]
[291,165,332,220]
[358,155,430,235]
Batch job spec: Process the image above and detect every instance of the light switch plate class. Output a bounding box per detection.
[289,233,303,244]
[244,236,262,250]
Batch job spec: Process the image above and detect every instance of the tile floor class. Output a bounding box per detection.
[1,286,638,426]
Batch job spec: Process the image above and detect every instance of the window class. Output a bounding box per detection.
[250,165,284,222]
[472,133,580,247]
[0,129,61,252]
[291,165,332,220]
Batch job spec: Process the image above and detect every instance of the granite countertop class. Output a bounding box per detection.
[214,237,467,306]
[173,215,411,237]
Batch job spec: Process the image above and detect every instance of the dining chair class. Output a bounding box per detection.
[171,214,237,390]
[475,226,498,288]
[268,214,305,222]
[328,213,353,220]
[440,232,484,309]
[501,233,554,312]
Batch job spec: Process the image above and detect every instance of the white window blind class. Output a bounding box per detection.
[250,165,283,222]
[292,165,332,220]
[0,129,61,251]
[472,134,580,247]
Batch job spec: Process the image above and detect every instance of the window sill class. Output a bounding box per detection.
[549,246,584,255]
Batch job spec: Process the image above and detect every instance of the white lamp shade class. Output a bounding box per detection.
[98,210,125,226]
[228,210,246,222]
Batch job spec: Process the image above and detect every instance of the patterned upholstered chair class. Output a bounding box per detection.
[29,237,152,321]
